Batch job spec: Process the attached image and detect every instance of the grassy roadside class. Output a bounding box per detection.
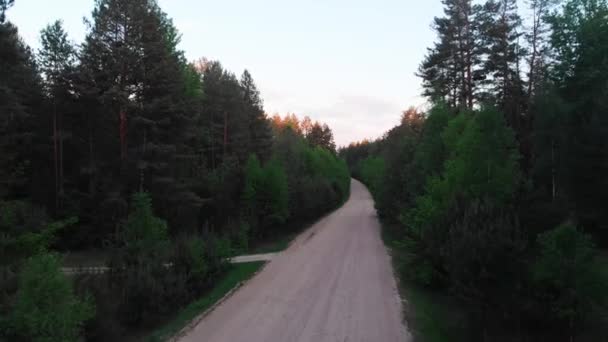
[380,221,469,342]
[147,261,264,342]
[249,195,350,254]
[249,230,300,254]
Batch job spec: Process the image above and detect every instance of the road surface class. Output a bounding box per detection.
[179,179,410,342]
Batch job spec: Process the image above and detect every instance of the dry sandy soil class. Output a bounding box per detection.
[179,179,411,342]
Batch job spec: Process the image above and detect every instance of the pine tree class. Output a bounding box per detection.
[77,0,204,234]
[0,0,14,23]
[38,20,76,213]
[241,70,272,162]
[0,15,43,199]
[418,0,481,109]
[548,0,608,233]
[478,0,526,131]
[525,0,557,100]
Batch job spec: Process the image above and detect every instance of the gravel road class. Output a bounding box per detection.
[179,179,410,342]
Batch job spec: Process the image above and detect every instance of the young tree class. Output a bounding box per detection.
[532,224,607,338]
[9,253,94,342]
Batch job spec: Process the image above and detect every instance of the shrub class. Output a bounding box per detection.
[242,155,289,237]
[112,192,174,326]
[357,156,385,197]
[531,224,607,335]
[9,253,94,342]
[173,235,209,295]
[442,199,526,321]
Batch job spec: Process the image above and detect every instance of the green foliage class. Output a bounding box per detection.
[111,192,174,326]
[173,235,208,288]
[263,158,290,225]
[242,155,289,237]
[547,0,608,235]
[409,107,520,236]
[121,192,170,259]
[8,253,93,342]
[0,1,349,340]
[148,261,264,342]
[357,156,385,197]
[341,0,608,340]
[242,136,349,244]
[532,224,607,327]
[442,199,526,316]
[231,221,250,255]
[0,200,76,313]
[414,103,451,178]
[401,106,521,287]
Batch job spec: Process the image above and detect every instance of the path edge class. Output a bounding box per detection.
[166,261,271,342]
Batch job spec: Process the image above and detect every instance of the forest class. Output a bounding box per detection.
[0,0,349,340]
[341,0,608,340]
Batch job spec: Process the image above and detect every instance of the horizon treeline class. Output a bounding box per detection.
[0,0,348,340]
[342,0,608,340]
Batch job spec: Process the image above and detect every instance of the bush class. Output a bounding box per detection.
[172,235,209,296]
[242,155,289,237]
[442,199,526,322]
[403,107,522,288]
[357,156,385,197]
[8,253,94,342]
[121,192,170,259]
[75,274,124,342]
[111,192,174,326]
[531,224,607,335]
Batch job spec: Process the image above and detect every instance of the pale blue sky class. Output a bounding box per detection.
[8,0,445,146]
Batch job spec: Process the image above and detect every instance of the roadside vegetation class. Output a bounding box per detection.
[0,0,349,340]
[341,0,608,340]
[147,261,264,342]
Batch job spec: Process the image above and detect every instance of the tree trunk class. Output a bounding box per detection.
[551,138,556,200]
[58,108,64,208]
[223,111,228,158]
[53,100,59,212]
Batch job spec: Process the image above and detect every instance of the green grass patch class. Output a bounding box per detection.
[147,261,264,342]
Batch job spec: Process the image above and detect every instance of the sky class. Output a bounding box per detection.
[7,0,445,146]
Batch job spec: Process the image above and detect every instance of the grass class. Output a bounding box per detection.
[147,261,264,342]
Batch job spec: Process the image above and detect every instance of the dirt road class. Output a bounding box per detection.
[179,179,410,342]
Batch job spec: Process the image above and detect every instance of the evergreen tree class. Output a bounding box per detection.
[548,0,608,234]
[38,20,77,213]
[240,70,272,162]
[478,0,526,132]
[0,15,43,200]
[418,0,481,109]
[77,0,203,233]
[0,0,14,23]
[525,0,557,100]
